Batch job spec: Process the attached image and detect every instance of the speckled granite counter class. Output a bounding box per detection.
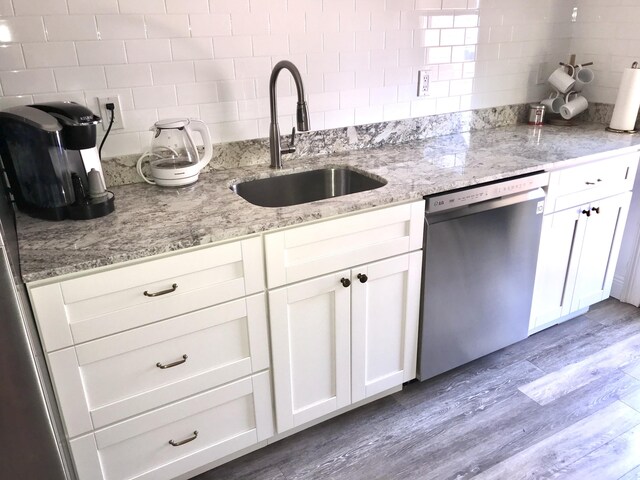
[17,122,640,283]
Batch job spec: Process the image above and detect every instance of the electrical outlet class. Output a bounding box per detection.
[97,96,124,131]
[417,69,431,97]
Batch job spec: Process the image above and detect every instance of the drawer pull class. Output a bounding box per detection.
[585,179,603,185]
[357,273,368,283]
[592,206,601,214]
[156,354,188,369]
[582,209,591,217]
[340,277,351,288]
[169,430,198,447]
[143,283,178,297]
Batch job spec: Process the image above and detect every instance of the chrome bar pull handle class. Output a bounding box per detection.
[169,430,198,447]
[144,283,178,297]
[156,354,188,369]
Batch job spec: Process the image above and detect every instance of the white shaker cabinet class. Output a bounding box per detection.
[530,152,638,332]
[266,201,424,434]
[29,237,274,480]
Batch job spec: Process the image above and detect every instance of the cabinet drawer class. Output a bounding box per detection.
[30,237,264,351]
[547,153,638,212]
[69,372,274,480]
[265,200,424,288]
[48,294,269,437]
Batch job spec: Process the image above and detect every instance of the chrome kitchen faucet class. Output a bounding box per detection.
[268,60,310,169]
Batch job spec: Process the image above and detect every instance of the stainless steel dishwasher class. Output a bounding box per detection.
[418,172,549,381]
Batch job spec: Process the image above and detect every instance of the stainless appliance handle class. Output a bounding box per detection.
[426,188,545,224]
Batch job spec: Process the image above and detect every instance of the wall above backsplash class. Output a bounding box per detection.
[0,0,575,157]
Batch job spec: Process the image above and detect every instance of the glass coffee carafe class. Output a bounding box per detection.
[136,118,212,187]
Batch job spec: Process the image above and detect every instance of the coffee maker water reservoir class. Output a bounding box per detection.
[0,101,115,220]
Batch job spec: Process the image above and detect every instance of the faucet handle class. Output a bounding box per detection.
[281,127,296,155]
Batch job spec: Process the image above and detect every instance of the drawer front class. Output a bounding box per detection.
[48,294,269,437]
[265,200,424,288]
[30,237,264,351]
[69,372,274,480]
[547,153,639,212]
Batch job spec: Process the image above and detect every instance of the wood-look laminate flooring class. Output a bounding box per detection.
[195,298,640,480]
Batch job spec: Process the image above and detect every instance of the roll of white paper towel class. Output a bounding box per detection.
[610,64,640,131]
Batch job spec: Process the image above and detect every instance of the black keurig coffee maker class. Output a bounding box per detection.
[0,101,115,220]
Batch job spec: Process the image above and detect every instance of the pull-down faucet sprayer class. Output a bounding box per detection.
[269,60,310,169]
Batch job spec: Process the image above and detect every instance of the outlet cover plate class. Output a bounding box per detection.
[417,69,434,97]
[97,96,124,131]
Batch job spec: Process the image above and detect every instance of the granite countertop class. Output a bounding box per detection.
[17,122,640,283]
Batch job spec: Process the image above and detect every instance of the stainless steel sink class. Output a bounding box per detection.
[230,167,387,207]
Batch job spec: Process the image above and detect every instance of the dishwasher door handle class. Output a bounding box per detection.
[426,188,546,224]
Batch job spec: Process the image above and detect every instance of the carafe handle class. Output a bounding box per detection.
[186,119,213,170]
[136,152,157,185]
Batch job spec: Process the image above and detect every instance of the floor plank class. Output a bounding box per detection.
[470,401,640,480]
[518,332,640,405]
[194,300,640,480]
[551,424,640,480]
[619,465,640,479]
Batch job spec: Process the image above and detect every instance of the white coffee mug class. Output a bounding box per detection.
[560,92,588,120]
[540,92,564,114]
[548,65,576,94]
[573,65,594,92]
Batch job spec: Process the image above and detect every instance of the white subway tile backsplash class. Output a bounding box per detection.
[213,36,253,58]
[0,0,13,16]
[269,12,306,34]
[34,91,85,105]
[231,13,269,35]
[289,33,323,54]
[76,40,126,66]
[44,15,98,41]
[339,12,371,32]
[133,85,177,108]
[210,0,250,14]
[216,78,256,101]
[177,81,218,104]
[0,0,577,155]
[324,71,355,92]
[23,42,77,68]
[119,0,166,14]
[0,95,32,109]
[234,56,272,79]
[126,39,171,63]
[194,59,235,82]
[13,0,67,15]
[68,0,117,15]
[339,88,369,109]
[0,69,56,95]
[171,37,214,60]
[152,61,195,85]
[167,0,209,14]
[146,14,190,38]
[55,66,106,91]
[371,11,401,31]
[200,101,238,123]
[105,64,152,88]
[0,17,46,43]
[307,12,339,33]
[323,32,356,53]
[189,14,231,37]
[0,44,26,70]
[96,15,146,40]
[252,34,289,57]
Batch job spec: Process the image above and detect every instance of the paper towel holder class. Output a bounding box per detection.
[606,61,639,134]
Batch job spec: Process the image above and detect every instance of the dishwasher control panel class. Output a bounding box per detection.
[426,172,549,213]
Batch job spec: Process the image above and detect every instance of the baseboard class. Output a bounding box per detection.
[610,273,626,300]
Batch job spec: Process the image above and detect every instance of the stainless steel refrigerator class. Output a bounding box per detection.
[0,186,74,479]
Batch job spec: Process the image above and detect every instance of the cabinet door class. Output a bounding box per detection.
[571,192,632,312]
[351,252,422,403]
[269,271,351,433]
[529,206,587,330]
